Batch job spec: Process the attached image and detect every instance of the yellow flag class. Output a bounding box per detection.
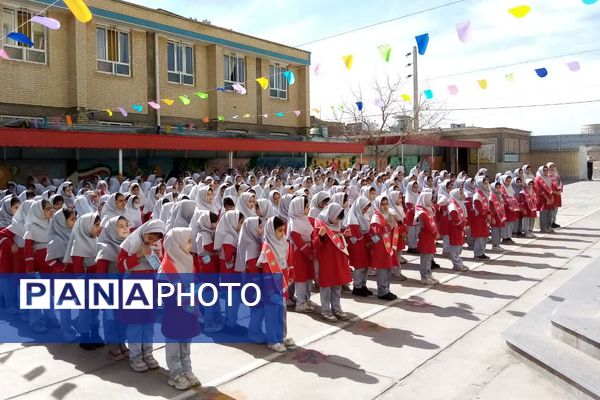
[256,77,269,90]
[105,109,113,117]
[179,95,191,105]
[162,98,175,106]
[342,54,353,70]
[477,79,488,89]
[508,5,531,18]
[400,94,412,102]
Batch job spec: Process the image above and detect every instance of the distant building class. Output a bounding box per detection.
[582,124,600,135]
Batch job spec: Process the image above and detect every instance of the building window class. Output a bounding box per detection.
[224,54,245,90]
[167,41,194,85]
[2,7,47,64]
[269,64,288,100]
[96,26,130,76]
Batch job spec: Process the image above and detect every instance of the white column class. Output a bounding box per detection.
[228,151,233,168]
[118,149,123,175]
[304,152,308,168]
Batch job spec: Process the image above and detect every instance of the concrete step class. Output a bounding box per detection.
[504,260,600,399]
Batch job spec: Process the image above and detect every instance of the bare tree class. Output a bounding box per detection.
[331,75,449,169]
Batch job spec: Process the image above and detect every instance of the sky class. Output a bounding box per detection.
[124,0,600,135]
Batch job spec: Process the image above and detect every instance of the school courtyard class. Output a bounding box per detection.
[1,180,599,400]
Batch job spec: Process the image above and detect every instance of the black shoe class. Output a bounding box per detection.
[514,232,525,238]
[406,248,419,254]
[341,284,352,292]
[476,254,491,261]
[378,293,398,301]
[79,334,96,351]
[551,223,560,228]
[352,287,369,297]
[502,238,515,244]
[364,287,373,296]
[430,260,441,269]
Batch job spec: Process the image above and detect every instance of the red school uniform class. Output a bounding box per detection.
[550,176,563,208]
[312,220,351,287]
[369,211,397,269]
[448,202,467,246]
[288,231,314,283]
[534,177,554,212]
[194,242,219,274]
[345,224,371,269]
[24,240,53,274]
[501,186,519,223]
[0,229,18,273]
[436,204,449,237]
[489,194,507,228]
[417,207,438,255]
[519,189,538,218]
[219,243,237,274]
[470,190,490,238]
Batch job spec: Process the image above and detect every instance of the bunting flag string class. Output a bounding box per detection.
[342,54,353,70]
[415,33,430,55]
[508,5,532,18]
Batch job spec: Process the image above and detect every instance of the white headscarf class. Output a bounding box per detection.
[23,199,50,244]
[7,200,34,247]
[387,190,406,221]
[257,198,276,219]
[236,192,257,217]
[316,203,344,231]
[57,181,75,207]
[278,194,295,223]
[405,181,419,205]
[166,200,197,231]
[196,186,218,214]
[414,189,434,220]
[159,202,175,224]
[46,209,73,261]
[63,212,99,264]
[96,215,127,263]
[287,196,313,239]
[309,191,329,218]
[235,216,262,272]
[191,210,214,254]
[0,196,16,228]
[125,195,142,229]
[257,216,289,269]
[213,210,242,251]
[162,227,194,274]
[342,195,370,233]
[501,175,515,197]
[448,188,467,217]
[536,165,553,187]
[120,219,166,256]
[101,193,126,227]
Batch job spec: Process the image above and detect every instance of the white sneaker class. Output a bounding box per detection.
[391,270,408,281]
[130,359,149,373]
[492,245,505,252]
[295,303,312,313]
[267,343,287,353]
[168,373,192,390]
[525,233,535,238]
[321,312,338,322]
[283,337,296,347]
[183,371,201,387]
[420,277,438,285]
[452,265,469,272]
[143,355,160,369]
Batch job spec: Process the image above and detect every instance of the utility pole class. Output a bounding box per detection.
[412,45,419,133]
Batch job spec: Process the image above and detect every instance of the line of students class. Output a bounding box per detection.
[0,161,562,390]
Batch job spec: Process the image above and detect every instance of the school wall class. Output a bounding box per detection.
[526,150,580,180]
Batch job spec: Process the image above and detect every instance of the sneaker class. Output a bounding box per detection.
[108,347,128,361]
[501,238,515,245]
[183,371,201,387]
[321,312,338,322]
[295,303,313,313]
[120,344,130,354]
[267,343,287,353]
[391,270,408,281]
[341,284,351,292]
[307,300,319,309]
[430,260,441,270]
[143,355,160,369]
[429,275,440,284]
[476,254,491,261]
[364,287,374,296]
[283,337,296,346]
[420,277,438,285]
[492,245,505,252]
[333,311,350,321]
[286,299,296,308]
[352,287,370,297]
[378,293,398,301]
[452,265,469,272]
[168,373,191,390]
[551,223,560,228]
[130,359,149,373]
[367,268,377,276]
[525,233,535,238]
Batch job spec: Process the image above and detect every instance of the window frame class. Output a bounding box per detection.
[167,40,194,86]
[224,53,246,91]
[96,25,131,77]
[269,63,288,100]
[1,5,47,64]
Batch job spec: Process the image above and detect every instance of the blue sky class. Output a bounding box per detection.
[125,0,600,135]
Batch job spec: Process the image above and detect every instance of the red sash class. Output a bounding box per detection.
[261,243,288,294]
[448,199,466,224]
[372,211,398,255]
[501,186,520,212]
[520,189,537,212]
[473,190,489,215]
[314,218,349,256]
[490,194,506,224]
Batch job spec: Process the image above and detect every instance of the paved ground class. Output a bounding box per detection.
[1,181,599,400]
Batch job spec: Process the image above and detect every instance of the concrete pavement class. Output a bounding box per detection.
[1,181,599,400]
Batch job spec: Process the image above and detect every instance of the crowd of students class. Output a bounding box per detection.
[0,161,563,390]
